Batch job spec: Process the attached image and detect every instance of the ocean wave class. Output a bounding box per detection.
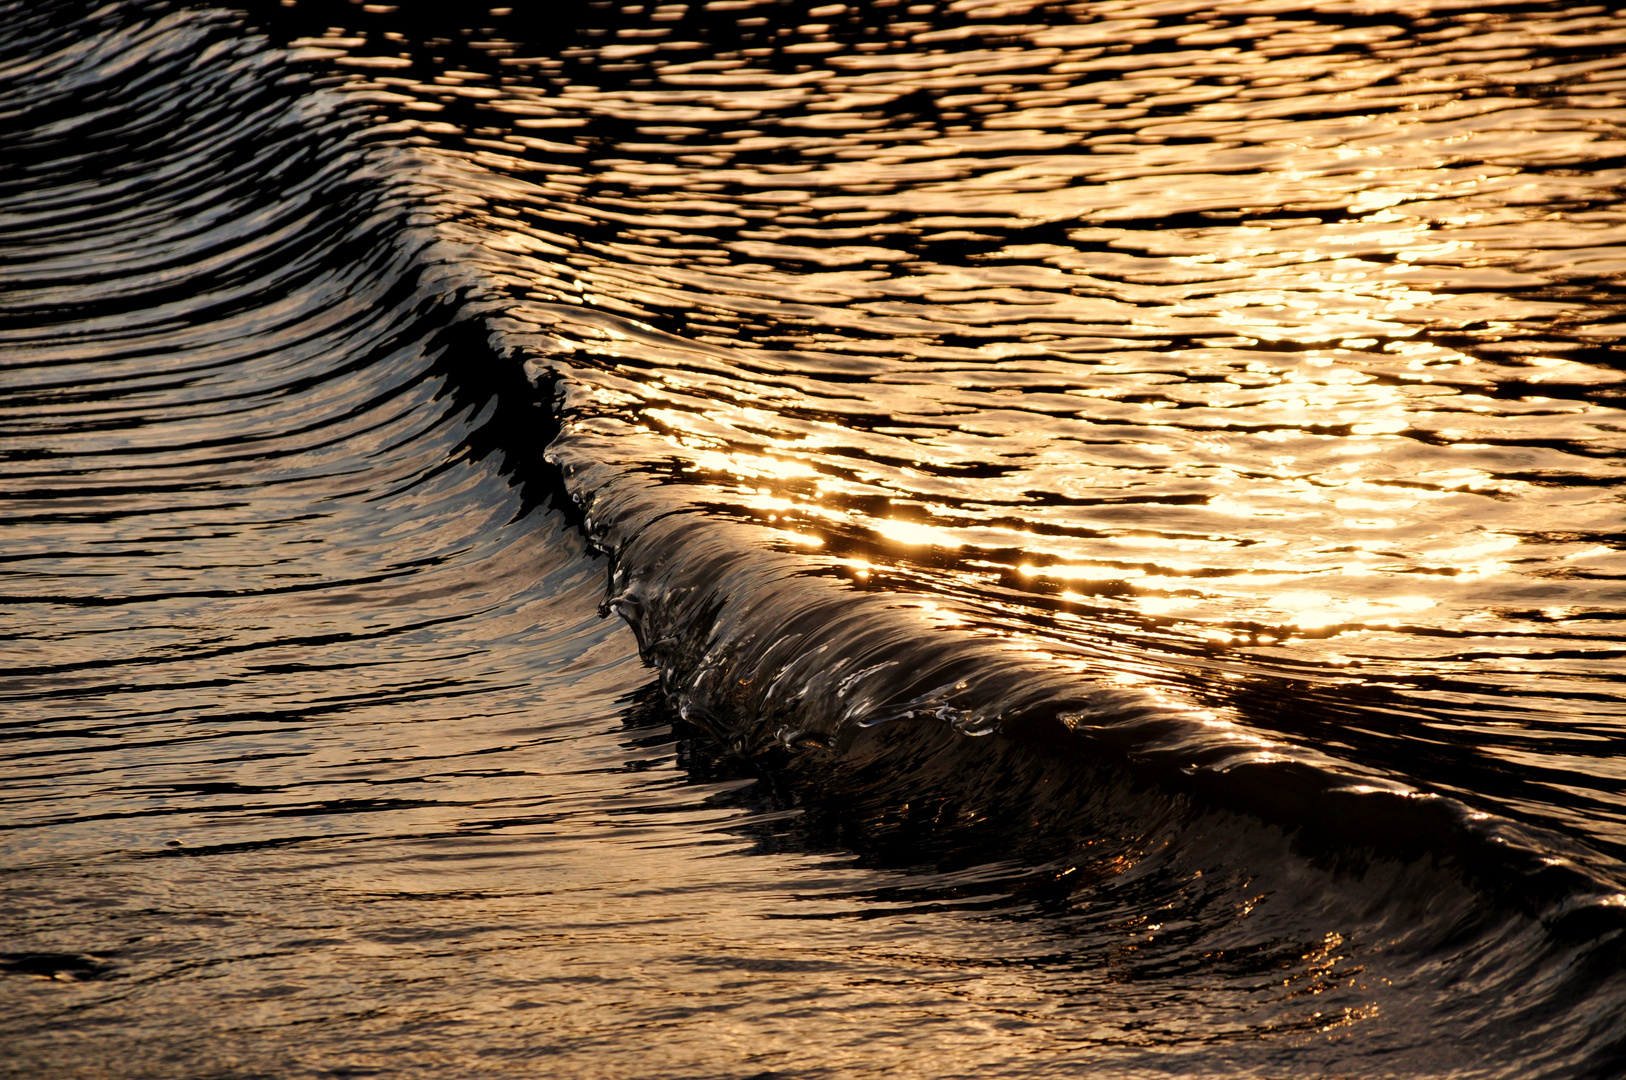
[5,1,1625,1075]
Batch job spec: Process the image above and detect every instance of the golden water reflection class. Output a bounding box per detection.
[269,0,1626,847]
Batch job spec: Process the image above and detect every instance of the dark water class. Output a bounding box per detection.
[4,0,1626,1076]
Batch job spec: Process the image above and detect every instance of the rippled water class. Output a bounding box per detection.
[4,1,1626,1076]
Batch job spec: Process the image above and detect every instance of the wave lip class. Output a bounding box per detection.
[542,414,1626,930]
[534,418,1626,1072]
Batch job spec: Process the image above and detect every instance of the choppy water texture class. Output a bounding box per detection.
[4,0,1626,1076]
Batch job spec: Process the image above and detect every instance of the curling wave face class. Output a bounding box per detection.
[3,1,1626,1077]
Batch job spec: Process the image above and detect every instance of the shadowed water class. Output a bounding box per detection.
[3,1,1625,1077]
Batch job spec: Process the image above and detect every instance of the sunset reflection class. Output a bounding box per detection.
[10,1,1626,1078]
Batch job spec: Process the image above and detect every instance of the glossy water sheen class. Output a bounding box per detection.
[3,1,1626,1077]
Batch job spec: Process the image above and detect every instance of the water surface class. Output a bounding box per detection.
[3,1,1626,1076]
